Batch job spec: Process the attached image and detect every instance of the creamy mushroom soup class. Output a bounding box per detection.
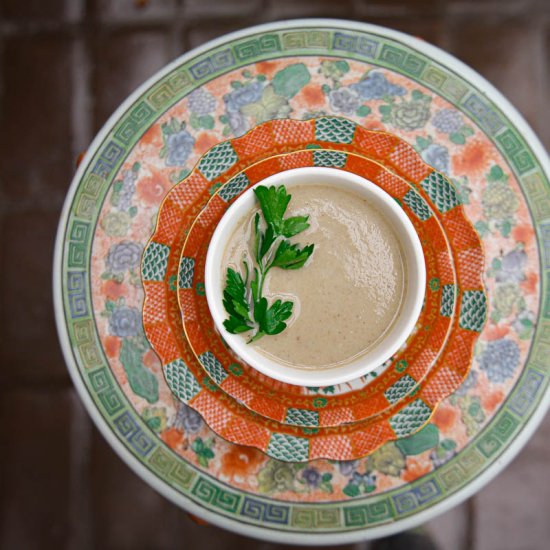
[222,184,406,369]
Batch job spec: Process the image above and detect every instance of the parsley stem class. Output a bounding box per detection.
[248,331,265,343]
[223,185,314,342]
[258,265,271,298]
[242,259,249,285]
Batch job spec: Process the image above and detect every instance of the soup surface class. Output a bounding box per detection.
[222,184,406,369]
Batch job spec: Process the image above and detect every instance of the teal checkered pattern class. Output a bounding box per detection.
[403,190,432,221]
[385,374,417,404]
[459,290,487,332]
[178,257,195,289]
[313,150,347,168]
[440,284,456,318]
[164,359,201,403]
[315,117,356,144]
[267,433,309,462]
[198,141,238,180]
[285,408,319,427]
[198,351,228,384]
[420,172,461,213]
[389,399,432,437]
[218,172,250,202]
[141,242,169,282]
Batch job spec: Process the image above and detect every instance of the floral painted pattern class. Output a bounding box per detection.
[90,56,539,502]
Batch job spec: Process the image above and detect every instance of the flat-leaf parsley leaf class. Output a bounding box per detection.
[222,185,314,342]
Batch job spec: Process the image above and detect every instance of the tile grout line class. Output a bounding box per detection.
[71,31,93,165]
[464,497,477,550]
[0,0,5,366]
[437,0,453,56]
[67,3,94,549]
[170,0,187,63]
[533,8,550,150]
[68,391,94,550]
[0,2,6,217]
[0,6,4,127]
[0,18,174,36]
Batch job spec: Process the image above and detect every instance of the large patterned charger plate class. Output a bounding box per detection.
[55,20,549,544]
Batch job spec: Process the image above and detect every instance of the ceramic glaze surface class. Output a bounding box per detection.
[55,20,550,544]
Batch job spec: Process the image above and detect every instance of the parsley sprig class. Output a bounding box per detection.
[222,185,314,342]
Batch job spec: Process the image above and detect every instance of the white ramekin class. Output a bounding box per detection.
[205,167,426,386]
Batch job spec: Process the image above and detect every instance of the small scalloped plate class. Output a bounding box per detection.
[178,148,457,428]
[142,116,487,462]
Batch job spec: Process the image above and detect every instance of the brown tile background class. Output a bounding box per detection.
[0,0,549,548]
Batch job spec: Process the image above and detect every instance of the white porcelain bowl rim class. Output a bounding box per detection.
[204,166,426,386]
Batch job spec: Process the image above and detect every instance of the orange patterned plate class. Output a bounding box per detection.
[178,148,457,428]
[142,117,487,461]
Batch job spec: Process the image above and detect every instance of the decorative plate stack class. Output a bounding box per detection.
[142,116,487,462]
[56,21,549,543]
